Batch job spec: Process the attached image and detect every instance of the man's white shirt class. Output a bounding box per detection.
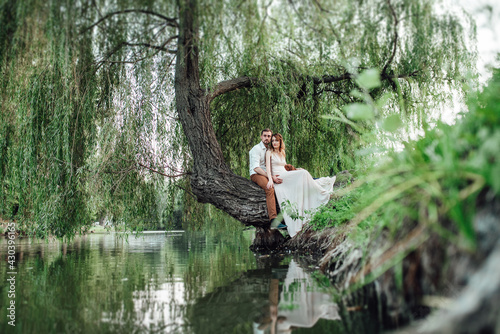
[249,141,267,176]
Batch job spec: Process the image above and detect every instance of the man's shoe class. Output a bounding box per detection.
[270,219,281,229]
[277,223,287,230]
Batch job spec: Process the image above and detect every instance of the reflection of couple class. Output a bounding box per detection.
[249,129,336,237]
[255,259,340,333]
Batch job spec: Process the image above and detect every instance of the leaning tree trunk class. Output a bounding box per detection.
[174,0,284,249]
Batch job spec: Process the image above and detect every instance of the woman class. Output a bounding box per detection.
[266,133,336,237]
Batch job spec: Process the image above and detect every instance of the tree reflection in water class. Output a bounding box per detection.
[0,233,380,333]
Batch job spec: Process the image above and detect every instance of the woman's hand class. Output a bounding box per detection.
[266,179,274,189]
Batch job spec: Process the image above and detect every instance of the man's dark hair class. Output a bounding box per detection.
[261,128,272,135]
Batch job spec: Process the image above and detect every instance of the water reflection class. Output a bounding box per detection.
[188,256,344,334]
[0,232,377,333]
[260,260,341,333]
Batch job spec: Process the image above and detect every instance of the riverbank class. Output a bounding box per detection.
[282,192,500,333]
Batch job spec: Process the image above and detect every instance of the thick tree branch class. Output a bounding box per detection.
[207,76,259,101]
[318,70,419,85]
[208,73,353,100]
[82,9,178,34]
[208,70,419,100]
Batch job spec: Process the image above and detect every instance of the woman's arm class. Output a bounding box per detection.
[266,151,274,189]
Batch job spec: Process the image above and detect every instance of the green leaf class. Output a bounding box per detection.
[350,89,366,100]
[356,69,381,90]
[344,103,374,120]
[381,115,403,132]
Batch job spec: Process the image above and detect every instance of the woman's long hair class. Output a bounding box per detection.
[268,133,286,157]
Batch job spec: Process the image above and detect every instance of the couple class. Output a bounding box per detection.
[249,129,336,237]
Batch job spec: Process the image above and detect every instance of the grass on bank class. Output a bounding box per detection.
[310,67,500,253]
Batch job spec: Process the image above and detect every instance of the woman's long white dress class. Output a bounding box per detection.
[270,152,336,237]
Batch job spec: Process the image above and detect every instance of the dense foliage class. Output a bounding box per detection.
[310,67,500,251]
[0,0,476,237]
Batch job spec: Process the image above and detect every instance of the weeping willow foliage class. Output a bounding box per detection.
[0,0,476,237]
[0,0,181,237]
[204,0,476,177]
[0,1,99,237]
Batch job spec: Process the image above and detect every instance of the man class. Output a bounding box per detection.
[249,129,286,229]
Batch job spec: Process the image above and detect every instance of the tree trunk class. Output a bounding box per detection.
[174,0,284,248]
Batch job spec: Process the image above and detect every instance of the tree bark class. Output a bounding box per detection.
[174,0,280,236]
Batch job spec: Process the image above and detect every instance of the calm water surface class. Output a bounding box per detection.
[0,231,379,333]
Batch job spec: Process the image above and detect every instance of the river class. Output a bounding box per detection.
[1,231,380,333]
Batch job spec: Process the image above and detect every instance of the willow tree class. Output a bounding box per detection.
[171,0,475,225]
[0,0,475,238]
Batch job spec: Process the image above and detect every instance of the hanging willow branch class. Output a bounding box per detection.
[81,9,178,34]
[121,41,178,54]
[136,161,191,178]
[382,0,400,76]
[95,35,178,68]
